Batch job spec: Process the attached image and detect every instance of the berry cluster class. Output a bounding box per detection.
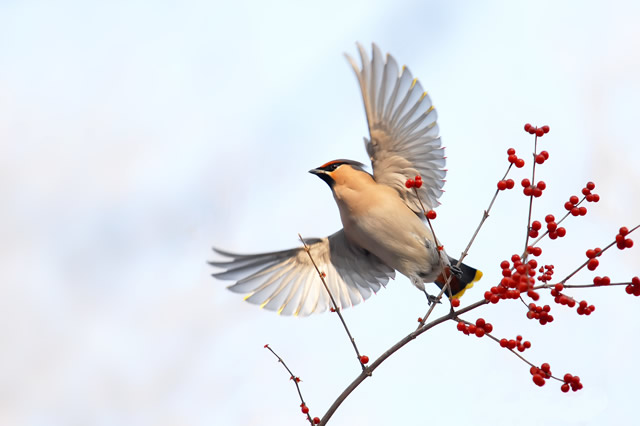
[405,175,423,189]
[506,147,526,168]
[526,303,554,325]
[543,214,566,239]
[551,284,576,308]
[625,276,640,296]
[530,363,552,386]
[561,373,583,392]
[581,181,600,203]
[456,318,493,337]
[499,335,532,352]
[592,276,611,286]
[535,150,550,165]
[576,300,596,316]
[524,123,550,137]
[497,178,515,191]
[485,255,541,304]
[521,178,546,198]
[536,264,555,283]
[616,227,634,250]
[585,247,602,271]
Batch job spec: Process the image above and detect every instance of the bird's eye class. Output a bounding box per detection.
[326,163,339,172]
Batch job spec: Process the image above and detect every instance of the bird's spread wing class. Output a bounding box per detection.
[210,230,395,316]
[346,43,446,212]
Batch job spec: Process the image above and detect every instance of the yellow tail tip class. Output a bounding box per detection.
[450,269,483,300]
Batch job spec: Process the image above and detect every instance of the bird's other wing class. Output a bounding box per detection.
[345,42,446,212]
[210,230,395,316]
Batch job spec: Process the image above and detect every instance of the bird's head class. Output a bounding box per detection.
[309,159,369,188]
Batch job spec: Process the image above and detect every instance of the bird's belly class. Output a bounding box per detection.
[341,208,436,277]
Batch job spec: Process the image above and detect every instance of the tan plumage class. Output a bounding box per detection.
[210,43,482,316]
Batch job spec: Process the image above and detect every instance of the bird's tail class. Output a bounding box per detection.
[434,257,482,299]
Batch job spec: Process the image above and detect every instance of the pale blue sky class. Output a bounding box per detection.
[1,1,639,425]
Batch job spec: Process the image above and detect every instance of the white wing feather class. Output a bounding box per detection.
[346,43,446,212]
[210,230,395,316]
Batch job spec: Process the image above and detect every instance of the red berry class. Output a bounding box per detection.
[545,214,555,223]
[537,181,546,190]
[619,226,629,236]
[451,298,460,307]
[427,210,437,220]
[405,179,414,188]
[535,128,544,137]
[533,374,546,386]
[457,322,466,331]
[536,154,545,164]
[508,154,517,164]
[587,259,599,271]
[497,180,507,190]
[561,383,570,393]
[569,195,579,205]
[532,221,542,231]
[313,417,320,424]
[540,150,549,159]
[578,206,587,216]
[301,405,309,414]
[524,123,532,132]
[360,355,369,364]
[542,125,550,133]
[586,181,595,190]
[626,239,634,248]
[556,227,566,237]
[505,179,515,189]
[508,147,516,155]
[515,158,525,168]
[521,178,531,187]
[414,179,423,188]
[592,194,600,202]
[415,175,422,182]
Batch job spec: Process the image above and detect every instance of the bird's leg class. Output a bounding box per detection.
[422,289,442,306]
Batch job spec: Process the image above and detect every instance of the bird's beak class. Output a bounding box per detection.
[309,168,334,187]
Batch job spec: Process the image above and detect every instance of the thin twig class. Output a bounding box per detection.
[264,344,314,425]
[298,234,365,369]
[521,135,539,262]
[458,163,513,266]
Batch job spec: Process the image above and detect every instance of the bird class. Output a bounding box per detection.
[210,43,482,316]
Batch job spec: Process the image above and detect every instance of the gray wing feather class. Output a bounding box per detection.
[210,230,395,316]
[345,42,446,212]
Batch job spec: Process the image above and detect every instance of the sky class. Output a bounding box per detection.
[1,0,640,425]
